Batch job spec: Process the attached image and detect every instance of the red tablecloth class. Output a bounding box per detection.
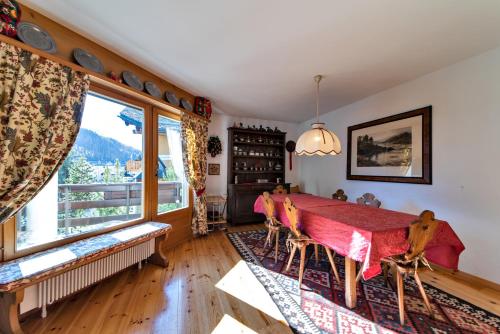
[254,194,465,280]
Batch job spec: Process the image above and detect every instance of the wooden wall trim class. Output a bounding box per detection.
[6,3,208,123]
[430,264,500,292]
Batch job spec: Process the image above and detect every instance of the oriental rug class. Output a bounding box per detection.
[227,229,499,334]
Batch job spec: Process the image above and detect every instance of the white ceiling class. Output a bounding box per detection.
[24,0,500,122]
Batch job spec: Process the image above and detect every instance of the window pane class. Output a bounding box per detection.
[157,114,188,214]
[16,93,144,250]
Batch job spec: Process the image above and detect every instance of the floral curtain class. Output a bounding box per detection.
[181,112,208,235]
[0,41,90,224]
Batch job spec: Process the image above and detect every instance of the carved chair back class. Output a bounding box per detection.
[283,197,301,238]
[356,193,381,208]
[262,192,276,224]
[405,210,439,261]
[273,185,288,194]
[332,189,348,201]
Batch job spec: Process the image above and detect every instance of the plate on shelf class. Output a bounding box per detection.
[144,81,161,98]
[122,71,144,91]
[165,91,179,106]
[17,22,57,54]
[180,98,193,112]
[73,48,104,73]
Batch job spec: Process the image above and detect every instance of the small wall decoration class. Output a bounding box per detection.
[347,106,432,184]
[208,136,222,157]
[194,96,212,120]
[208,163,220,175]
[0,0,21,38]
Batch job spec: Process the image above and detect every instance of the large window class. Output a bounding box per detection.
[156,114,188,214]
[16,93,145,250]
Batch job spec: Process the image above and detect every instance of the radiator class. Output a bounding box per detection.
[37,239,155,318]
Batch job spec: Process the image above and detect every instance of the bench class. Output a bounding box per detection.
[0,222,172,334]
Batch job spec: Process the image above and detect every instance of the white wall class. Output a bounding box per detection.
[299,47,500,283]
[206,113,301,196]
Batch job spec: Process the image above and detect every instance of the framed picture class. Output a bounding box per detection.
[347,106,432,184]
[208,163,220,175]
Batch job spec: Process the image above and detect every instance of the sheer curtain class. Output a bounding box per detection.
[166,127,184,181]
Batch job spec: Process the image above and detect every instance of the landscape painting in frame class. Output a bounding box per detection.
[347,106,432,184]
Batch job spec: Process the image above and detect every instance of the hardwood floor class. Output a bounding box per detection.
[21,224,499,333]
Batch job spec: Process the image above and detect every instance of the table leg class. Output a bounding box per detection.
[345,257,357,308]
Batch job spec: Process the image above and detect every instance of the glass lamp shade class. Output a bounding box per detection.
[295,122,341,156]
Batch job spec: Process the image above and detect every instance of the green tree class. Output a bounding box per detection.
[97,159,126,217]
[64,156,98,218]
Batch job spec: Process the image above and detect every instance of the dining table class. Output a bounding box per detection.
[254,193,465,309]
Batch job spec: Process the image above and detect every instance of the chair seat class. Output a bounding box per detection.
[383,253,431,272]
[286,233,316,248]
[265,220,281,230]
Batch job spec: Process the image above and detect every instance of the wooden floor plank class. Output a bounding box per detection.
[21,224,499,333]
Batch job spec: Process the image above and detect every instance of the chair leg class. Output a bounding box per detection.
[396,269,405,325]
[299,245,306,288]
[314,244,319,265]
[356,263,363,282]
[285,243,297,272]
[324,247,340,284]
[383,262,389,287]
[274,229,280,263]
[414,271,434,319]
[264,228,273,248]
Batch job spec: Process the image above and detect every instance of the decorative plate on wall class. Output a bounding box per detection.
[122,71,144,91]
[144,81,161,98]
[165,91,179,106]
[73,48,104,73]
[180,98,193,112]
[17,22,57,53]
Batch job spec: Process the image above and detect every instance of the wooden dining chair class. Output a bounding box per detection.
[356,193,381,208]
[283,197,340,288]
[273,185,288,194]
[332,189,348,201]
[382,210,439,325]
[262,192,282,263]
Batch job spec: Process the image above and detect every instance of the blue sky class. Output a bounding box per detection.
[81,94,143,151]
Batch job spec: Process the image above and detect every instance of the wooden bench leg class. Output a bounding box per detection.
[0,290,24,334]
[149,232,170,268]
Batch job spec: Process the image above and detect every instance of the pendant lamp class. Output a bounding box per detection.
[295,75,341,156]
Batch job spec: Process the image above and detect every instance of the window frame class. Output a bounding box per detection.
[1,83,192,261]
[152,107,191,219]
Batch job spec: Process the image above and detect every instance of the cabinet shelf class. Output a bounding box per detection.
[233,155,283,159]
[228,127,286,137]
[233,170,283,174]
[232,141,284,147]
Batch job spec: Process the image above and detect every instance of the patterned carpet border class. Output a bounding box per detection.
[227,230,320,334]
[226,229,500,334]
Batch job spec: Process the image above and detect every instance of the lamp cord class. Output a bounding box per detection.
[314,75,322,124]
[316,78,319,123]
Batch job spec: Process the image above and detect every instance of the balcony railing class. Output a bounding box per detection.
[58,182,183,228]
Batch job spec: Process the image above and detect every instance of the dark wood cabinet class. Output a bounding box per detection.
[226,127,289,225]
